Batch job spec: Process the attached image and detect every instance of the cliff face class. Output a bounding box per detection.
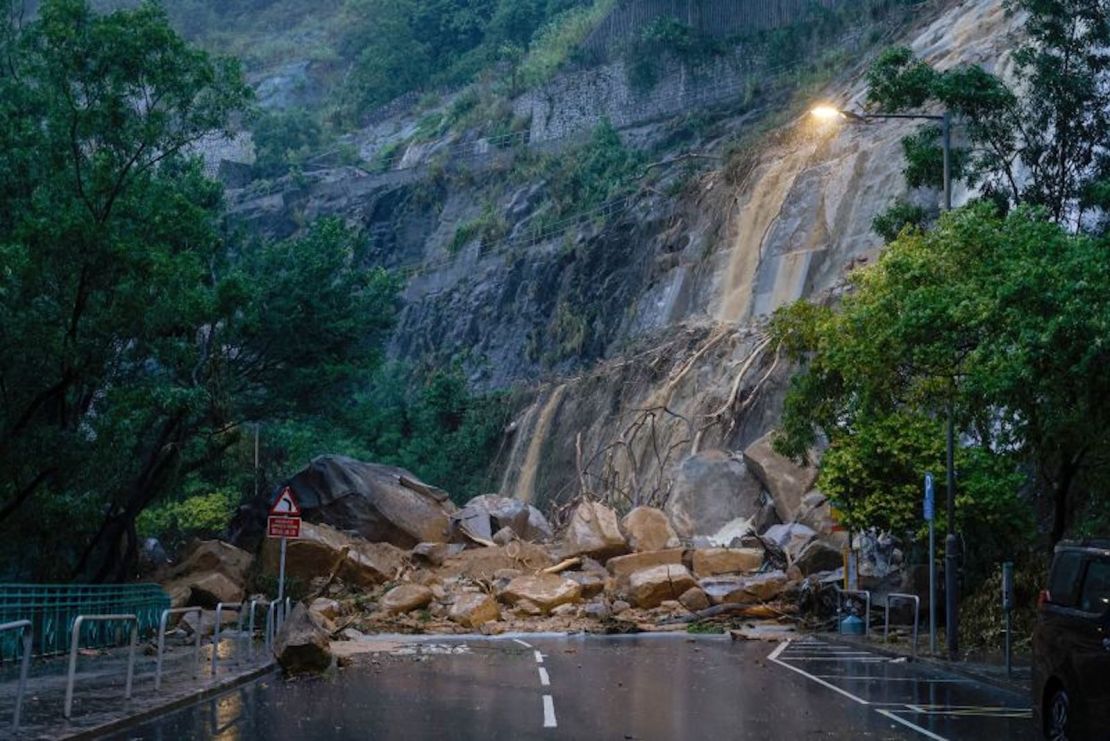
[226,0,1019,528]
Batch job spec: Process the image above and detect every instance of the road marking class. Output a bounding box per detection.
[876,709,948,740]
[542,694,557,728]
[812,676,969,683]
[768,642,869,706]
[538,667,550,686]
[513,639,534,648]
[534,650,545,664]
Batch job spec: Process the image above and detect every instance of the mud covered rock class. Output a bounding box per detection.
[606,549,685,580]
[628,564,697,609]
[561,501,628,560]
[679,586,710,612]
[188,572,244,607]
[689,548,763,577]
[380,584,434,615]
[621,507,680,552]
[448,593,501,628]
[499,574,582,613]
[261,521,406,588]
[274,603,333,675]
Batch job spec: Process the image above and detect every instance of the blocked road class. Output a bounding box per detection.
[107,633,1037,740]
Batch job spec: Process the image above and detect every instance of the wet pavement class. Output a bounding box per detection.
[106,633,1037,740]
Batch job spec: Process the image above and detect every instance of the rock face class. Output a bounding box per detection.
[448,593,501,628]
[742,432,819,523]
[451,495,553,544]
[281,455,455,548]
[689,548,763,577]
[666,451,765,538]
[274,603,333,674]
[628,564,698,609]
[621,507,680,552]
[499,574,582,613]
[262,521,406,588]
[380,584,434,615]
[606,549,686,580]
[561,501,628,560]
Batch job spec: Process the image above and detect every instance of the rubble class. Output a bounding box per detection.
[561,500,628,561]
[499,574,582,613]
[628,565,697,608]
[448,593,501,628]
[380,584,435,615]
[262,521,406,588]
[620,507,680,552]
[689,548,763,577]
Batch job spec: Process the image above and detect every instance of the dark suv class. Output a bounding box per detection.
[1033,540,1110,740]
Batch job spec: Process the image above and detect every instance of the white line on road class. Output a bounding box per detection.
[812,676,970,683]
[534,650,545,664]
[876,710,948,740]
[543,695,557,728]
[513,638,534,648]
[538,667,550,686]
[768,642,869,706]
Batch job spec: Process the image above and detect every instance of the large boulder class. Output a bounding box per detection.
[796,491,849,548]
[743,432,820,523]
[561,501,628,561]
[665,450,765,538]
[261,521,406,588]
[621,507,680,552]
[689,548,763,577]
[700,571,788,605]
[628,565,698,609]
[162,541,254,609]
[188,572,245,607]
[499,574,582,613]
[448,593,501,629]
[606,549,686,580]
[274,603,333,675]
[170,540,254,585]
[280,456,455,548]
[451,495,553,544]
[379,584,434,615]
[763,523,817,563]
[795,539,843,576]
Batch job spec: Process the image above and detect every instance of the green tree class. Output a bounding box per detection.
[866,0,1110,226]
[773,204,1110,547]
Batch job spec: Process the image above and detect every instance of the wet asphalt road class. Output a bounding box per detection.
[107,634,1037,741]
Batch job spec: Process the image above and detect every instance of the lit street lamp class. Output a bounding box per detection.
[810,104,960,661]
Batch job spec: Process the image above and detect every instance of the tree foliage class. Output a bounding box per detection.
[773,205,1110,548]
[866,0,1110,226]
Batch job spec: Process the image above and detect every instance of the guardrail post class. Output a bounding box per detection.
[1,620,32,731]
[883,593,921,659]
[211,602,243,679]
[63,614,138,719]
[155,607,203,691]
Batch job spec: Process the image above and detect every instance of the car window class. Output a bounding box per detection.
[1079,559,1110,615]
[1049,551,1084,607]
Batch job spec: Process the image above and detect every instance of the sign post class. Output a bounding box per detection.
[267,487,302,604]
[1002,561,1014,675]
[924,472,937,655]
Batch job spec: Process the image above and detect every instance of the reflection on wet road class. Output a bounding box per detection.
[108,634,1037,740]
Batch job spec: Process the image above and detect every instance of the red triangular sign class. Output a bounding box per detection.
[269,486,301,516]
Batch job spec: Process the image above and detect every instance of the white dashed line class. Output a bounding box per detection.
[876,710,948,740]
[538,667,550,686]
[534,650,545,664]
[513,638,534,648]
[542,694,557,728]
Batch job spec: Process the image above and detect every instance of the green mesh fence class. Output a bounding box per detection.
[0,584,170,660]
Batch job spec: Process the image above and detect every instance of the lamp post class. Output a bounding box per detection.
[811,104,959,660]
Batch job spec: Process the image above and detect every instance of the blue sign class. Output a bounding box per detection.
[924,473,935,521]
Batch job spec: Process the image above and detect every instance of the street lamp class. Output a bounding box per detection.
[810,103,959,660]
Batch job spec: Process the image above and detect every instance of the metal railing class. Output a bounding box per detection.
[154,608,203,691]
[211,602,245,679]
[0,620,31,731]
[0,583,168,659]
[837,588,872,636]
[884,593,921,659]
[64,614,138,719]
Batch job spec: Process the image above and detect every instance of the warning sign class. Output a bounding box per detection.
[270,486,302,516]
[267,486,302,538]
[268,516,301,538]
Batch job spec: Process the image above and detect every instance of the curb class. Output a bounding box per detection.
[58,662,278,740]
[821,633,1031,697]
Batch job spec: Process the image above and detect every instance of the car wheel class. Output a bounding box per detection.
[1046,687,1073,741]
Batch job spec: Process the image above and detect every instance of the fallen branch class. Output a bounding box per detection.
[541,557,582,575]
[705,335,773,420]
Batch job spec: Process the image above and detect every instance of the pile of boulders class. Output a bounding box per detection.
[159,453,888,675]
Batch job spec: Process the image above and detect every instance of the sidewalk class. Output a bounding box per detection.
[825,629,1031,697]
[0,631,275,739]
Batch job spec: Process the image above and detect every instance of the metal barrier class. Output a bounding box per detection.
[154,608,203,691]
[0,583,168,659]
[884,593,921,659]
[211,602,245,678]
[0,620,32,731]
[64,614,138,719]
[837,589,872,636]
